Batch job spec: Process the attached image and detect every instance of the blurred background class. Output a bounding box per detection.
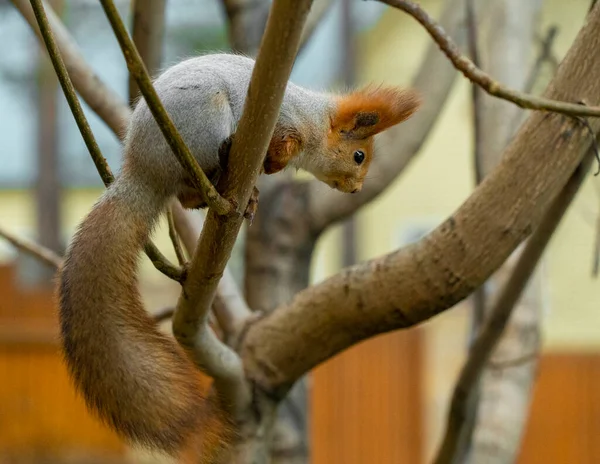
[0,0,599,463]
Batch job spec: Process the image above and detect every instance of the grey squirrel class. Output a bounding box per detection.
[57,53,420,463]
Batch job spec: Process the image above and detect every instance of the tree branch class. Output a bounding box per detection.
[241,3,600,391]
[458,2,545,461]
[219,0,270,54]
[310,0,489,230]
[374,0,600,118]
[170,203,251,336]
[0,226,62,269]
[298,0,334,54]
[27,0,182,282]
[129,0,166,106]
[171,0,313,413]
[99,0,232,216]
[167,202,186,265]
[10,0,129,136]
[433,152,593,464]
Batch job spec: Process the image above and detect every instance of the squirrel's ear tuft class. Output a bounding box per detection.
[332,85,421,139]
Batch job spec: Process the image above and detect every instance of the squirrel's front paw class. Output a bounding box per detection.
[244,186,260,224]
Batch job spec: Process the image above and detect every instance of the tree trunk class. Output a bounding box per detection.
[466,1,544,462]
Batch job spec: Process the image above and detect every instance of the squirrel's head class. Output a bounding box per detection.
[317,85,421,193]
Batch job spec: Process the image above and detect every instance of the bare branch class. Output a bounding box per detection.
[458,3,546,461]
[99,0,232,216]
[10,0,129,135]
[375,0,600,118]
[153,306,174,323]
[241,5,600,389]
[27,0,182,282]
[298,0,334,54]
[170,203,251,334]
[171,0,313,412]
[0,226,62,269]
[433,152,593,464]
[129,0,166,106]
[167,202,187,266]
[310,0,488,230]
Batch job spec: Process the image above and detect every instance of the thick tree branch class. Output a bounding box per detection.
[99,0,232,216]
[310,0,488,230]
[129,0,166,106]
[375,0,600,118]
[434,152,593,464]
[11,0,129,135]
[170,203,251,336]
[171,0,313,413]
[0,226,62,269]
[28,0,182,282]
[242,4,600,391]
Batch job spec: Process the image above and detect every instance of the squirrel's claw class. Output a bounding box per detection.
[244,186,260,225]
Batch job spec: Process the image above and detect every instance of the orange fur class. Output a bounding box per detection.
[332,85,421,139]
[264,127,303,174]
[309,85,421,193]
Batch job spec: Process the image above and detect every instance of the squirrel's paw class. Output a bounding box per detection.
[244,186,260,225]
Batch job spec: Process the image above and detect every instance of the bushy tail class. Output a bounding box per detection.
[57,173,231,462]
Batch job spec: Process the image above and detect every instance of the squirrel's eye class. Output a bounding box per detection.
[354,150,365,165]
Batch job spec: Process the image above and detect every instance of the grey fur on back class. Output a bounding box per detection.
[123,53,333,193]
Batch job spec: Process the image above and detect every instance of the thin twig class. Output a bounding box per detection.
[433,153,593,464]
[129,0,166,106]
[167,203,187,266]
[375,0,600,118]
[467,0,484,186]
[153,307,174,323]
[298,0,334,54]
[29,0,112,184]
[0,226,62,269]
[27,0,182,282]
[99,0,232,216]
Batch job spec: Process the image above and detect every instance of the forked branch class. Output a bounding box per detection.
[375,0,600,118]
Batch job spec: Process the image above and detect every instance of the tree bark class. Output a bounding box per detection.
[464,1,545,462]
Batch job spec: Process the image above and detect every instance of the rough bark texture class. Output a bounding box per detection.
[465,2,545,462]
[241,3,600,393]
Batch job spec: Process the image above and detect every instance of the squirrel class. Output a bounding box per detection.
[57,53,420,463]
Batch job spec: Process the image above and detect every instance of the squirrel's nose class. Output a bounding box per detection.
[351,188,360,194]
